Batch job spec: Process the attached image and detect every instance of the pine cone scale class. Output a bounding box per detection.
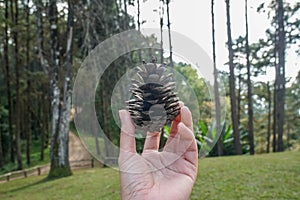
[127,59,180,131]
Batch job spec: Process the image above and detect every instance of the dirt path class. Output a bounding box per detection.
[68,132,93,168]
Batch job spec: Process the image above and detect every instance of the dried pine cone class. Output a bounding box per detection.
[127,58,180,132]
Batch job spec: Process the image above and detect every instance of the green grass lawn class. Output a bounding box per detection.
[0,151,299,200]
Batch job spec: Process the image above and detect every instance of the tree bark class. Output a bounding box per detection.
[48,0,72,178]
[137,0,142,62]
[93,118,101,156]
[102,85,113,158]
[237,72,241,127]
[0,118,4,168]
[272,33,277,152]
[48,0,62,177]
[276,0,285,152]
[225,0,242,155]
[34,0,49,74]
[245,0,255,155]
[4,0,15,164]
[25,0,32,166]
[266,82,271,153]
[159,1,166,147]
[211,0,223,156]
[13,0,23,170]
[124,0,129,30]
[159,0,164,64]
[34,0,46,154]
[33,1,50,161]
[40,86,49,161]
[57,0,74,170]
[41,95,45,161]
[166,0,173,67]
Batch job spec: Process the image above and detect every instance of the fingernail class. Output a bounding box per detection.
[181,106,191,117]
[119,110,135,135]
[179,101,184,107]
[182,106,188,111]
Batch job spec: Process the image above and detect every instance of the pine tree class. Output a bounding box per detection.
[225,0,242,155]
[245,0,255,155]
[211,0,223,156]
[276,0,286,152]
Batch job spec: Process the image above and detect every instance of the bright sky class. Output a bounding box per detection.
[128,0,300,83]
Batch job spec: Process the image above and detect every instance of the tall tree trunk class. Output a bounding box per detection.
[48,0,72,178]
[57,0,74,170]
[82,0,92,57]
[102,85,113,158]
[34,1,49,158]
[211,0,223,156]
[237,72,241,126]
[266,82,271,153]
[137,0,142,62]
[34,0,49,74]
[245,0,255,155]
[41,95,45,161]
[4,0,15,164]
[93,118,101,156]
[84,0,102,154]
[166,0,173,67]
[225,0,242,155]
[286,124,290,148]
[159,0,164,63]
[60,0,74,166]
[158,1,166,149]
[272,35,277,152]
[13,0,23,170]
[41,85,50,161]
[45,97,50,147]
[123,0,129,30]
[25,0,32,166]
[0,118,4,168]
[48,0,62,177]
[276,0,285,152]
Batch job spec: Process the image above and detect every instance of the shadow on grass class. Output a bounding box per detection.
[6,175,70,194]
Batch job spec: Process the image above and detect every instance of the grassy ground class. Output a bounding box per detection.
[0,151,299,200]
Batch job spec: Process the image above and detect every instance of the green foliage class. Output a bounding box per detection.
[198,121,208,135]
[0,141,50,175]
[285,71,300,149]
[162,116,251,156]
[195,120,250,156]
[230,0,300,153]
[174,63,212,125]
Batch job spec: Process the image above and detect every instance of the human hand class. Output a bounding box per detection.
[118,104,198,200]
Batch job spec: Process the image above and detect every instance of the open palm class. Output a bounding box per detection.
[118,106,198,200]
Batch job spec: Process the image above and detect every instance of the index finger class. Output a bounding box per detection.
[169,101,184,137]
[119,110,136,153]
[181,106,193,132]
